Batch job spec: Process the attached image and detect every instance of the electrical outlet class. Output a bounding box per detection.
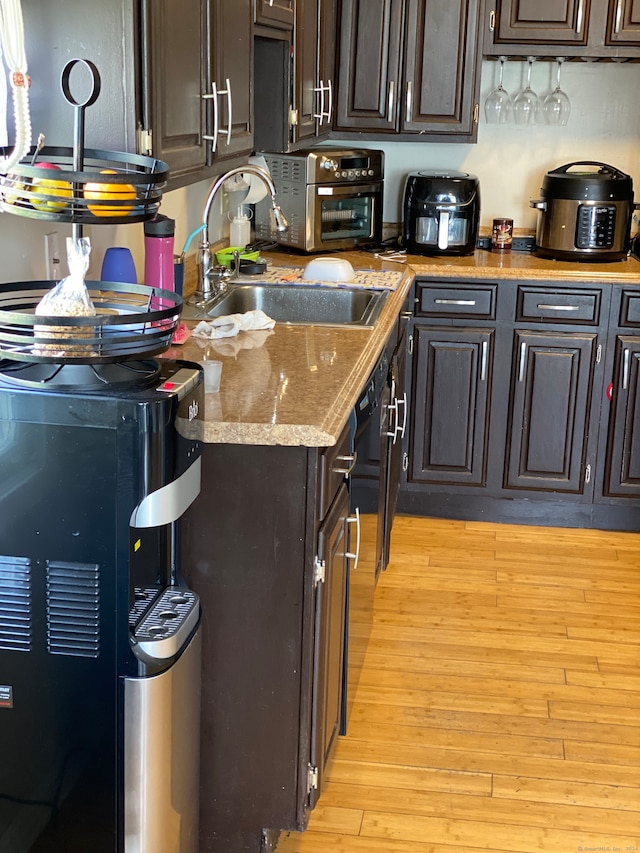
[45,232,61,280]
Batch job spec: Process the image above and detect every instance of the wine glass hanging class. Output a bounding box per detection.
[484,57,572,127]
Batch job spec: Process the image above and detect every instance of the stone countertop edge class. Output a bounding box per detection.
[406,248,640,282]
[173,250,640,448]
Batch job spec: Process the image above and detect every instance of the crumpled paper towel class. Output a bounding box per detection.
[192,309,275,339]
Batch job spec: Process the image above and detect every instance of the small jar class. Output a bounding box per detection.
[491,218,513,252]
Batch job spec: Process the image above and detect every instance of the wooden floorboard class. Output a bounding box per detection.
[276,515,640,853]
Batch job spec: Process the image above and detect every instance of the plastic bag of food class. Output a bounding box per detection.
[34,237,96,357]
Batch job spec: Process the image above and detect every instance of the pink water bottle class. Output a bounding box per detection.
[145,215,175,313]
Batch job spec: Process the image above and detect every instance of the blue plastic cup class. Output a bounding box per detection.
[101,247,137,284]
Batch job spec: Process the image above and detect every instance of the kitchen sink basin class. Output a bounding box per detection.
[204,283,389,327]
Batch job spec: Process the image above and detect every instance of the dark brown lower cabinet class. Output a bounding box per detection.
[409,325,493,486]
[309,483,349,807]
[399,276,640,530]
[182,431,351,852]
[379,324,408,574]
[604,335,640,497]
[505,330,597,495]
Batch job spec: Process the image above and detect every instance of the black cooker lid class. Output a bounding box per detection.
[541,161,633,202]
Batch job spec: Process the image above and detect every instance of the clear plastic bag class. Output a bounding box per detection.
[34,237,96,357]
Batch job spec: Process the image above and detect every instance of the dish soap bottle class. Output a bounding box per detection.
[229,205,252,249]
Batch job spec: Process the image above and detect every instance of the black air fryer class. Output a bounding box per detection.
[403,170,480,256]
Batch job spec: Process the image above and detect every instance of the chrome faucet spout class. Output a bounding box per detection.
[197,164,288,301]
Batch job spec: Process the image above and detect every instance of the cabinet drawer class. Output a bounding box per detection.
[516,287,601,324]
[416,283,497,319]
[619,290,640,327]
[319,424,353,519]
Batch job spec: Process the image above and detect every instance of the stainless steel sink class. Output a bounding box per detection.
[204,283,389,327]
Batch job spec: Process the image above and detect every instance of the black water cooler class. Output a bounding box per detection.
[0,358,203,853]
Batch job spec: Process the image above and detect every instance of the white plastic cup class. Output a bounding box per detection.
[202,358,222,393]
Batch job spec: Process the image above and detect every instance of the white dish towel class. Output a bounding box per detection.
[192,309,275,339]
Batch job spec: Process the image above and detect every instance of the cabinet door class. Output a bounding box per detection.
[318,0,337,129]
[334,0,404,132]
[293,0,320,142]
[604,336,640,496]
[402,0,481,135]
[208,0,253,162]
[409,326,493,486]
[606,0,640,44]
[379,327,408,573]
[143,0,209,183]
[505,330,597,494]
[309,484,349,808]
[255,0,295,28]
[490,0,589,44]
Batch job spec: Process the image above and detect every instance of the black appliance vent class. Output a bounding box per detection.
[0,555,32,652]
[46,561,100,659]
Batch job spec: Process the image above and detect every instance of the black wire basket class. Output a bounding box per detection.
[0,146,168,225]
[0,280,182,364]
[0,60,169,225]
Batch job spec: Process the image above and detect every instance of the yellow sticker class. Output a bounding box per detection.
[134,539,141,552]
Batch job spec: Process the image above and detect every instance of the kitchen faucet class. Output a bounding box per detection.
[194,165,288,305]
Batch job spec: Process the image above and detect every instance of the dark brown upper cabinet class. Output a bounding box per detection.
[334,0,483,141]
[484,0,640,57]
[207,0,254,163]
[141,0,253,188]
[254,0,295,29]
[291,0,337,144]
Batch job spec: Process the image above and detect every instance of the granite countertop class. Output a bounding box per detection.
[405,247,640,282]
[172,248,640,448]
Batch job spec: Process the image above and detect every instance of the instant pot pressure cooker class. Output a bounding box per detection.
[530,161,637,262]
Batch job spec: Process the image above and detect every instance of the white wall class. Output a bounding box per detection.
[376,59,640,231]
[0,60,638,284]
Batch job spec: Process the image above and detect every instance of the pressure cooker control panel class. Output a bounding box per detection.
[575,204,616,249]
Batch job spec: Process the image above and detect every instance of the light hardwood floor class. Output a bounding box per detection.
[277,515,640,853]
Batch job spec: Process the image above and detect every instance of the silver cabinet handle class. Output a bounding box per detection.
[221,78,232,146]
[537,303,580,311]
[313,80,325,123]
[387,393,408,443]
[333,452,357,476]
[489,9,496,31]
[622,347,631,390]
[397,392,408,441]
[518,341,527,382]
[406,80,413,123]
[480,340,488,382]
[576,0,584,33]
[387,80,395,123]
[345,507,361,570]
[386,399,398,439]
[326,78,333,123]
[202,80,219,152]
[615,0,623,33]
[434,298,476,306]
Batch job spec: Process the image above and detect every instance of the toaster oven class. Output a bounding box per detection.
[254,148,384,253]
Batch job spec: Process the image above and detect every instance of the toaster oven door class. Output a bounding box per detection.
[311,182,383,251]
